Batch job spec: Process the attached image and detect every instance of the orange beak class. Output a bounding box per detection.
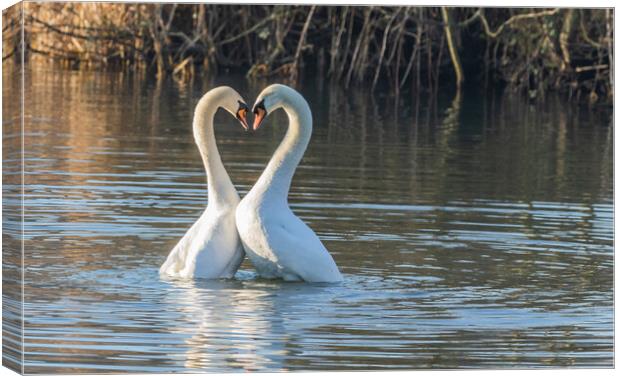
[235,106,250,131]
[253,107,266,131]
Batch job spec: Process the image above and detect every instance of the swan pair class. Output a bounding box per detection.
[160,84,343,283]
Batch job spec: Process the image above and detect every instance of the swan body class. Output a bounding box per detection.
[160,87,249,279]
[236,84,343,282]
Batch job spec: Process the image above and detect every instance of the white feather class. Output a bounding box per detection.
[237,84,343,283]
[160,87,246,279]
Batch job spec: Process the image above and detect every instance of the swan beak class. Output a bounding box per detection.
[253,106,267,131]
[236,105,250,131]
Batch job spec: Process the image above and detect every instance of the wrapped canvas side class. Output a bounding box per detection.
[2,2,24,374]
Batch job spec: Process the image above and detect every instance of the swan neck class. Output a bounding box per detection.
[193,101,238,207]
[254,97,312,204]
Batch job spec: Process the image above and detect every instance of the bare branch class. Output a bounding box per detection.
[478,8,560,39]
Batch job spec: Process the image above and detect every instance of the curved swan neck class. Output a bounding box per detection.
[253,92,312,204]
[193,99,238,207]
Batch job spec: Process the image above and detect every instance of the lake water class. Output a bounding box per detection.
[3,67,614,372]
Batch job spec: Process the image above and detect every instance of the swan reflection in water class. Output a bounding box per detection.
[161,273,346,372]
[162,276,288,371]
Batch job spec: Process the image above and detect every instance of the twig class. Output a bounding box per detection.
[2,48,16,61]
[575,64,608,73]
[478,8,559,39]
[372,8,400,90]
[29,16,143,55]
[290,5,316,81]
[217,14,275,46]
[400,19,421,88]
[441,7,463,89]
[579,11,604,49]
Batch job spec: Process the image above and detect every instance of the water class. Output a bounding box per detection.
[3,67,613,373]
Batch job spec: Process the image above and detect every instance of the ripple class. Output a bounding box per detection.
[14,68,613,372]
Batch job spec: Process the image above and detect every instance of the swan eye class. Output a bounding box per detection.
[252,100,266,114]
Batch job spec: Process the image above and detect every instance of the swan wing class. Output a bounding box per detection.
[161,209,243,279]
[160,212,206,275]
[264,213,343,282]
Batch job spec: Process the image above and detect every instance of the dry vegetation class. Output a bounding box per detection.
[2,3,614,103]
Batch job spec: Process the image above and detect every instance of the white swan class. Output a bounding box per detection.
[236,84,343,282]
[160,86,249,279]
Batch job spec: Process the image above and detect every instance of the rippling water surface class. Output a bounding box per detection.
[4,67,614,372]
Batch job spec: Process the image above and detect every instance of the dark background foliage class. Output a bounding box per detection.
[2,4,614,103]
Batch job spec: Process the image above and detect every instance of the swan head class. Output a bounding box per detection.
[200,86,250,131]
[251,84,301,131]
